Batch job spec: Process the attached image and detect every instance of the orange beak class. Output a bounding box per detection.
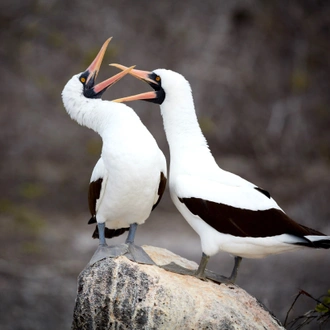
[109,63,159,103]
[83,39,135,97]
[93,66,136,95]
[85,38,112,86]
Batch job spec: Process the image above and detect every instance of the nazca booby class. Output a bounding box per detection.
[61,40,167,265]
[111,64,330,283]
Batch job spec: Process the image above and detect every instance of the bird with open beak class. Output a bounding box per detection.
[61,41,167,266]
[110,63,330,284]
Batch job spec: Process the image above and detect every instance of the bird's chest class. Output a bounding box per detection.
[97,151,160,219]
[97,177,156,227]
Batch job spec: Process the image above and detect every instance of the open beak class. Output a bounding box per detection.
[93,65,136,95]
[110,63,159,103]
[85,37,112,88]
[83,39,135,97]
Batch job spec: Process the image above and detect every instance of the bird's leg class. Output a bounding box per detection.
[125,222,138,244]
[98,222,107,246]
[228,256,242,283]
[195,253,209,279]
[89,223,129,266]
[195,253,236,284]
[161,253,238,284]
[160,253,216,280]
[124,223,155,265]
[160,253,230,284]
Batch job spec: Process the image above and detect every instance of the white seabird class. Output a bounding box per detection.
[61,40,167,265]
[111,64,330,282]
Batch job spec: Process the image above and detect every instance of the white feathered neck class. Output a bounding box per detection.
[154,69,216,169]
[61,73,142,137]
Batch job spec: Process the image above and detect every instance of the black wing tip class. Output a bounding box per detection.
[88,216,97,224]
[88,178,103,217]
[152,171,167,211]
[254,187,271,199]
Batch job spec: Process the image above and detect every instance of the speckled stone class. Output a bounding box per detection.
[72,246,284,330]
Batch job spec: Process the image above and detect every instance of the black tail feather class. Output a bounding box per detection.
[294,237,330,249]
[309,239,330,249]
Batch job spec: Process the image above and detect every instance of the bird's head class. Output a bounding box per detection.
[76,38,134,99]
[109,65,192,107]
[109,64,167,104]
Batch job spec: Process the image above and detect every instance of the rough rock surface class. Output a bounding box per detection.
[72,246,284,330]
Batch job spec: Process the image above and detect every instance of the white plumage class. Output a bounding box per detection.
[112,65,330,282]
[61,40,167,264]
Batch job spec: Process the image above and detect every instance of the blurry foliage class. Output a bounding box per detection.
[47,31,65,48]
[19,182,45,199]
[86,138,102,156]
[21,240,43,254]
[0,198,45,258]
[315,291,330,314]
[82,45,119,69]
[291,69,309,93]
[1,199,46,235]
[285,289,330,329]
[199,116,216,134]
[0,199,13,213]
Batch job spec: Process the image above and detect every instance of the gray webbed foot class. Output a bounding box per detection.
[89,243,129,266]
[203,269,233,284]
[159,262,196,276]
[125,243,155,265]
[122,223,155,265]
[159,261,233,285]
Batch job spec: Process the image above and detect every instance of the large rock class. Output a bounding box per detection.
[72,246,284,330]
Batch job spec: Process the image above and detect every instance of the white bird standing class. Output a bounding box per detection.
[61,39,167,265]
[111,64,330,283]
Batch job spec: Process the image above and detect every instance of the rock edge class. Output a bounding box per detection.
[72,246,284,330]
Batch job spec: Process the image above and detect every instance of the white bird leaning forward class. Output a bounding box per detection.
[61,40,167,265]
[111,64,330,283]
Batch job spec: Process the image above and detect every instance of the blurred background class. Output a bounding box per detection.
[1,0,329,329]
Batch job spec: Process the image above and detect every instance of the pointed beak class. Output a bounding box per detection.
[93,65,136,95]
[110,63,157,84]
[110,63,159,103]
[85,37,112,87]
[82,39,135,98]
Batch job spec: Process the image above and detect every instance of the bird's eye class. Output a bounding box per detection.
[80,77,86,84]
[155,76,161,82]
